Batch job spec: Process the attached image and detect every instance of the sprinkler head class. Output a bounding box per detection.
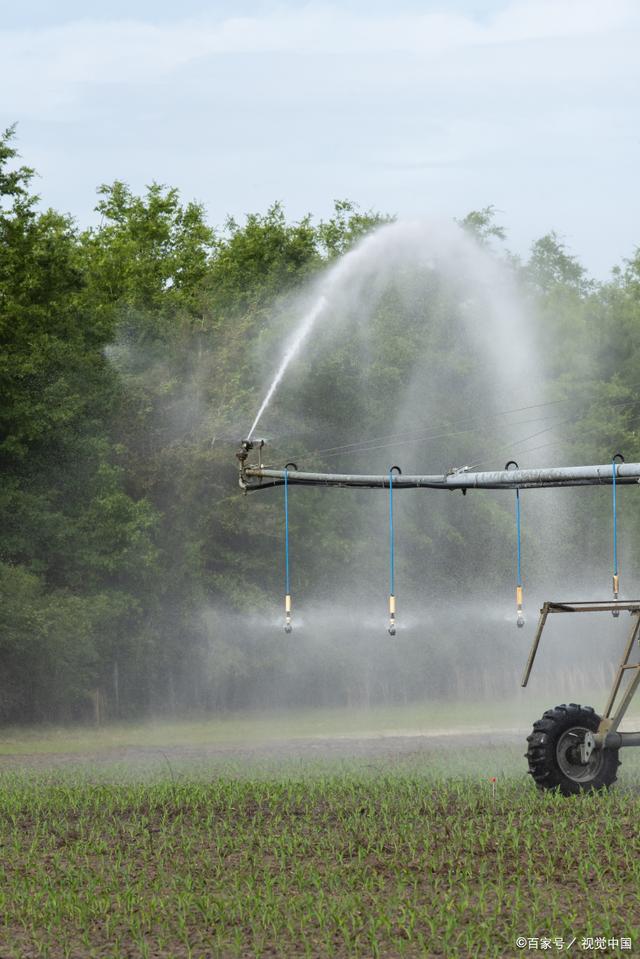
[284,623,293,634]
[517,613,525,629]
[240,438,265,453]
[388,624,396,636]
[612,608,620,619]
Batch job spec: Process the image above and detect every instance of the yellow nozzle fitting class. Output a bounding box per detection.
[612,575,620,617]
[284,594,292,633]
[388,595,396,636]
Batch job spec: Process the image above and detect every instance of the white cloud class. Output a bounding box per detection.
[1,0,638,114]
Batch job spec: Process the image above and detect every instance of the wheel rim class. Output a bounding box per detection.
[556,725,604,782]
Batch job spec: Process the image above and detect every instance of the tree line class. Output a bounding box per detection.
[1,125,639,723]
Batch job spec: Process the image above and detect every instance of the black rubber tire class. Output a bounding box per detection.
[526,703,620,795]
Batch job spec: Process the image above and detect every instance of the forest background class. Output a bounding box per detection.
[2,126,639,725]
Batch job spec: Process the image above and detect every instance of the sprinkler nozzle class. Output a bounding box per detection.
[612,575,620,617]
[388,623,396,636]
[284,622,293,634]
[516,586,524,628]
[284,595,292,633]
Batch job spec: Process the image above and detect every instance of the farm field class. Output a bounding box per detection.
[2,709,640,958]
[1,695,631,757]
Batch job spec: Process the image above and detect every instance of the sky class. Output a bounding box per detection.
[1,0,639,278]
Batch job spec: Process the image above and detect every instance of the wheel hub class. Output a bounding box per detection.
[556,726,603,782]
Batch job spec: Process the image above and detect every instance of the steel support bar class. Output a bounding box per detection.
[603,613,640,719]
[605,658,640,736]
[520,601,640,692]
[240,462,640,492]
[545,601,640,612]
[521,604,550,687]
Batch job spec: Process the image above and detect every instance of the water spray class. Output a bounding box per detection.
[612,453,624,617]
[506,461,525,628]
[247,294,329,441]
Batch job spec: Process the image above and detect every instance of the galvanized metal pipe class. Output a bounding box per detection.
[602,731,640,749]
[242,463,640,491]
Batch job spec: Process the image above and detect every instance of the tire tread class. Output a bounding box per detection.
[526,703,619,795]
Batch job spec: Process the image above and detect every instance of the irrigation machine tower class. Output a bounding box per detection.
[237,441,640,795]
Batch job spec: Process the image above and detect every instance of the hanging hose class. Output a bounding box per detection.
[506,461,525,628]
[284,467,292,633]
[515,488,524,628]
[388,467,401,635]
[612,453,624,617]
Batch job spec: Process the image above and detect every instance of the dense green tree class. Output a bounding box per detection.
[526,232,589,294]
[82,181,215,322]
[457,205,506,246]
[316,199,392,258]
[0,129,160,721]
